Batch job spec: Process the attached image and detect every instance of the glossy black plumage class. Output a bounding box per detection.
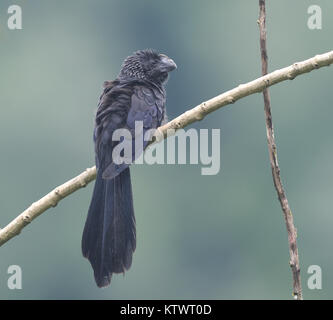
[82,49,176,287]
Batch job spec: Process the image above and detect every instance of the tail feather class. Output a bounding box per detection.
[82,167,136,287]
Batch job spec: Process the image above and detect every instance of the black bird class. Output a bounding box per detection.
[82,49,177,287]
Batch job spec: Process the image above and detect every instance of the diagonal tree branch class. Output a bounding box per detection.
[0,50,333,248]
[258,0,302,299]
[0,167,97,246]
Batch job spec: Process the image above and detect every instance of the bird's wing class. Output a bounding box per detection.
[96,83,165,180]
[94,81,132,171]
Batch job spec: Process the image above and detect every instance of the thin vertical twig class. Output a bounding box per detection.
[258,0,303,299]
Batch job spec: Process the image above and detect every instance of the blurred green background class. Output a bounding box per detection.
[0,0,332,299]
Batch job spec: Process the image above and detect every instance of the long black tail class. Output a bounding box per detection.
[82,167,136,287]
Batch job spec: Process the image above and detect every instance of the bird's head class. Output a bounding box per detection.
[119,49,177,85]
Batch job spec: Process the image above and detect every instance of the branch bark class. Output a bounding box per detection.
[0,50,333,248]
[258,0,302,299]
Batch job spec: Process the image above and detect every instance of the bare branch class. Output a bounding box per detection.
[0,167,96,246]
[258,0,302,299]
[154,50,333,141]
[0,50,333,248]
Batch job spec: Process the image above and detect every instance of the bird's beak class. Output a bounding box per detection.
[160,56,177,72]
